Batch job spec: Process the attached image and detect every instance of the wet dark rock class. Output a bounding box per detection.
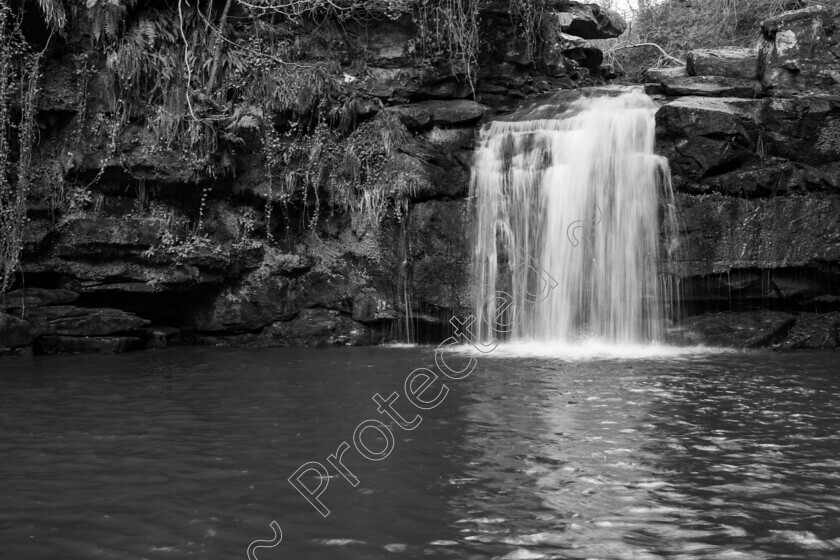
[186,270,299,334]
[86,69,118,114]
[3,346,35,357]
[382,135,470,200]
[2,288,79,310]
[76,124,214,185]
[365,67,423,99]
[407,200,472,312]
[351,290,394,322]
[548,1,627,40]
[757,96,840,168]
[760,6,840,96]
[12,1,839,354]
[415,78,474,100]
[654,95,840,188]
[540,46,580,79]
[0,313,39,349]
[386,105,432,129]
[676,267,832,310]
[668,194,840,277]
[11,306,150,337]
[657,96,759,140]
[140,325,182,349]
[23,258,225,295]
[659,76,765,98]
[801,294,840,313]
[267,308,375,347]
[779,312,840,349]
[23,219,58,257]
[411,100,489,127]
[37,336,144,355]
[54,218,162,259]
[644,66,688,83]
[700,161,837,197]
[359,20,416,68]
[37,53,82,112]
[675,310,796,348]
[383,152,467,200]
[540,13,606,73]
[687,47,758,80]
[563,45,604,72]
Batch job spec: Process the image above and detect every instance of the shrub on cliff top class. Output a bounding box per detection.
[603,0,838,80]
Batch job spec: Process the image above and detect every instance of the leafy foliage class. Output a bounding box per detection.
[3,0,554,263]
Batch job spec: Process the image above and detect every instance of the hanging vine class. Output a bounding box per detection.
[0,2,44,294]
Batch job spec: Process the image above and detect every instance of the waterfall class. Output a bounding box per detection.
[471,90,679,345]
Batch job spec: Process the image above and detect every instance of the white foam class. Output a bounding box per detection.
[445,340,735,361]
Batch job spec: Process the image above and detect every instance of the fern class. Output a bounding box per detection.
[37,0,67,30]
[86,0,136,43]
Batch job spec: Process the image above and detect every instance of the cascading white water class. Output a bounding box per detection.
[471,90,679,345]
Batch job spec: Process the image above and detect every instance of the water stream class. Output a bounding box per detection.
[1,348,838,559]
[472,91,679,344]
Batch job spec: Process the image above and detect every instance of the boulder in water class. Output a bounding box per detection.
[37,336,144,355]
[778,312,840,350]
[0,313,39,349]
[676,311,796,348]
[267,308,374,347]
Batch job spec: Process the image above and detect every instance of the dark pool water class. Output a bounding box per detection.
[1,347,839,560]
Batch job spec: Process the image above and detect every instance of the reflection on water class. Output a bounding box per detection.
[0,347,838,559]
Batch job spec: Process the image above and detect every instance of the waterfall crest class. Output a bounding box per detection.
[471,90,678,344]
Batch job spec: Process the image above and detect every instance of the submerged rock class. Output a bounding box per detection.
[779,312,840,349]
[37,336,144,355]
[676,311,796,348]
[0,313,39,349]
[267,308,375,347]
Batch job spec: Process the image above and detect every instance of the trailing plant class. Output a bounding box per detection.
[508,0,546,64]
[416,0,481,90]
[240,0,481,91]
[0,2,42,293]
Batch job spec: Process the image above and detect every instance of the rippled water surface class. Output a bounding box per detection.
[1,347,839,560]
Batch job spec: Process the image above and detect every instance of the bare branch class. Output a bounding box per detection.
[605,41,684,66]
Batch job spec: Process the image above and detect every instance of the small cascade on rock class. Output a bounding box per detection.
[391,217,415,344]
[471,89,679,345]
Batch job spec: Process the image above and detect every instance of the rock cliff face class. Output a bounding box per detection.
[4,2,838,355]
[2,1,626,355]
[647,3,840,349]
